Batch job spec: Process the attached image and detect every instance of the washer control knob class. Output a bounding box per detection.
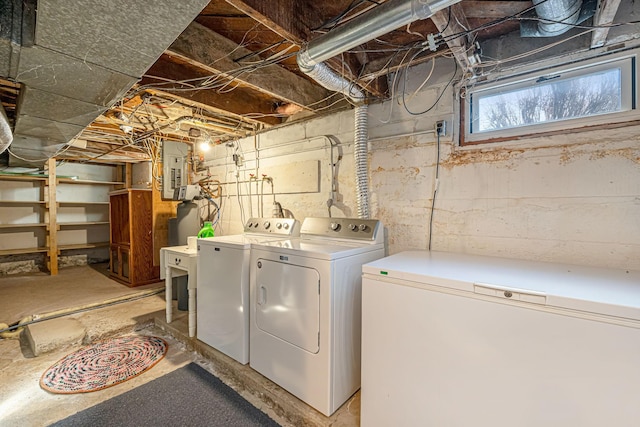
[330,222,341,231]
[283,223,290,230]
[359,224,369,232]
[349,223,358,231]
[276,222,283,229]
[263,221,271,229]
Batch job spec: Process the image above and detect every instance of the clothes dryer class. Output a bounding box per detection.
[197,217,299,364]
[249,217,385,416]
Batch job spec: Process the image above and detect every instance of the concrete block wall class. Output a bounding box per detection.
[202,57,640,271]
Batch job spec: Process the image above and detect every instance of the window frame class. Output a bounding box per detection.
[461,49,639,146]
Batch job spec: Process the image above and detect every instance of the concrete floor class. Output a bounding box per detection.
[0,264,360,427]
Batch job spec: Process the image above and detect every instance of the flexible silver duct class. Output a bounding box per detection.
[298,0,462,219]
[303,62,365,101]
[0,104,12,155]
[353,104,369,218]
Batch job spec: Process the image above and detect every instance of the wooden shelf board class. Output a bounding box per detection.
[58,201,110,206]
[0,223,47,228]
[0,247,48,256]
[57,178,125,185]
[0,174,48,182]
[0,200,46,205]
[58,221,110,226]
[58,242,110,251]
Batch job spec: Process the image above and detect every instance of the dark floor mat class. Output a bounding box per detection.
[49,362,280,427]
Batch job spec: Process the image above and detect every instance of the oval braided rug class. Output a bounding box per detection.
[40,335,168,394]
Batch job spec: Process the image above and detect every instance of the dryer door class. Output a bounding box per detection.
[255,258,320,354]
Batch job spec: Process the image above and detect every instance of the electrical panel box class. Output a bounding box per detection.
[162,141,189,200]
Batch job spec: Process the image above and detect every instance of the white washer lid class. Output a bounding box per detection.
[363,251,640,321]
[198,233,288,249]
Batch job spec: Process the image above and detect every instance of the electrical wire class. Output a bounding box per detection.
[428,131,441,251]
[401,59,458,116]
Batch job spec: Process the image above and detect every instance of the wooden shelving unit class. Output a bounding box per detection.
[0,160,124,275]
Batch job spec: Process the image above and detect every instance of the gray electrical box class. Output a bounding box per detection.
[162,140,189,200]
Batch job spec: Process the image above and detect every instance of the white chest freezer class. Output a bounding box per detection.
[361,251,640,427]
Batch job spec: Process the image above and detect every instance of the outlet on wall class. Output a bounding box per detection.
[436,120,446,136]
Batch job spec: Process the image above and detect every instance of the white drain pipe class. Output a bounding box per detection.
[297,0,461,219]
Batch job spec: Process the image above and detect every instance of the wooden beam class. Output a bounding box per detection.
[430,4,475,76]
[168,22,330,109]
[591,0,623,48]
[225,0,310,44]
[142,56,281,126]
[143,87,258,132]
[360,47,445,82]
[225,0,387,97]
[462,1,533,19]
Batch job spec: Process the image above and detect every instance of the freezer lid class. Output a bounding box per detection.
[362,251,640,321]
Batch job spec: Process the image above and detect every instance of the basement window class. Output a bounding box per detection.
[463,52,638,144]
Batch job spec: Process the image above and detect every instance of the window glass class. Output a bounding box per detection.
[475,68,622,133]
[464,53,637,143]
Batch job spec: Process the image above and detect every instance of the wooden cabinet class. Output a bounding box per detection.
[109,189,159,286]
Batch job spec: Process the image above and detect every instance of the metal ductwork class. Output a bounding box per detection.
[1,0,211,165]
[297,0,461,72]
[297,0,462,219]
[521,0,597,38]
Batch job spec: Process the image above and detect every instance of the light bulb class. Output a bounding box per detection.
[199,140,211,152]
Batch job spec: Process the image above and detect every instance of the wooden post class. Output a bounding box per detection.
[45,158,59,275]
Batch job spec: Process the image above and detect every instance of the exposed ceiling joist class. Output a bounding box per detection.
[591,0,623,48]
[430,4,475,76]
[224,0,388,97]
[224,0,311,44]
[167,22,330,110]
[143,88,258,134]
[461,1,532,19]
[142,56,281,126]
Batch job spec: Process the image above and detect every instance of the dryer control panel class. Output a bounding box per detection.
[301,217,382,242]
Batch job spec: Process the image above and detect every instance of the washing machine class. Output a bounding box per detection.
[197,217,300,364]
[249,217,385,416]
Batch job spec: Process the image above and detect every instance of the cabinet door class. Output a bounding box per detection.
[121,246,130,280]
[110,245,120,277]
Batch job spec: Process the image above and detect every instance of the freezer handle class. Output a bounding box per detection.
[474,282,547,305]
